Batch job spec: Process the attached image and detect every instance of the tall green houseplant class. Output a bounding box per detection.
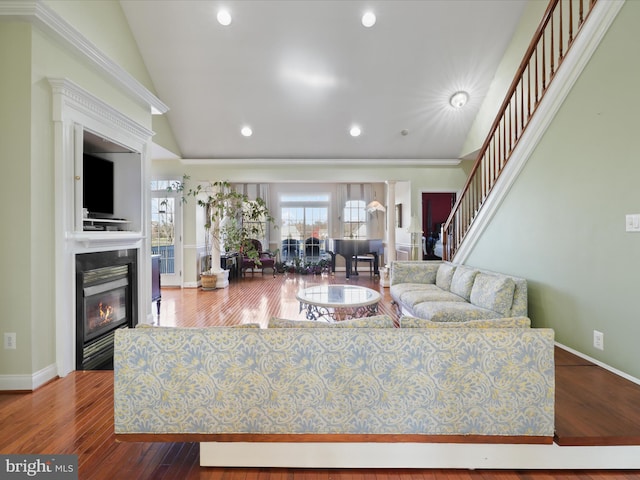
[170,176,275,288]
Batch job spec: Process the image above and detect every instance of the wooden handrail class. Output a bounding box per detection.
[442,0,597,261]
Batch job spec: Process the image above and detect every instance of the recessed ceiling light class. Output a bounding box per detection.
[450,91,469,109]
[350,126,362,137]
[362,11,376,28]
[241,126,252,137]
[217,9,232,26]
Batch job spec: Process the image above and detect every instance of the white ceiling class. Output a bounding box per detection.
[120,0,527,161]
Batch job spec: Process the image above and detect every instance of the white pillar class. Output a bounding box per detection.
[380,181,396,287]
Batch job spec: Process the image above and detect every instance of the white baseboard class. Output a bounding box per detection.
[0,363,58,391]
[200,442,640,469]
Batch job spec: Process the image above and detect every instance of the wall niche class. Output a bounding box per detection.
[80,130,142,233]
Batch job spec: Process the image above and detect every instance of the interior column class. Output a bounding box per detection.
[380,181,396,287]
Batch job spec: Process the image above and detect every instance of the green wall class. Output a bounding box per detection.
[0,23,34,375]
[1,1,159,380]
[465,0,640,378]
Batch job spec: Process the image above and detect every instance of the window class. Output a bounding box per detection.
[280,193,329,261]
[240,199,269,246]
[150,180,180,278]
[343,199,367,238]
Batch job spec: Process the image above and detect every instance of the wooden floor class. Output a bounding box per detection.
[2,272,640,479]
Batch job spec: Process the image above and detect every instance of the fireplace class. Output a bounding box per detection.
[76,249,138,370]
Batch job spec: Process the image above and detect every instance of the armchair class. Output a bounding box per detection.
[304,237,321,259]
[281,238,300,261]
[241,239,276,277]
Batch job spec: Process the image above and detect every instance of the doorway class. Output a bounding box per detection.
[421,192,456,260]
[151,182,183,286]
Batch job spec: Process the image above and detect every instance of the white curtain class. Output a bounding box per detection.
[257,183,271,246]
[363,183,373,204]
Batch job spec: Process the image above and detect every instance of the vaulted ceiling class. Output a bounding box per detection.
[120,0,527,161]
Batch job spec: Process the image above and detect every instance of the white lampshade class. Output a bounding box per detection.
[407,215,423,234]
[366,200,386,213]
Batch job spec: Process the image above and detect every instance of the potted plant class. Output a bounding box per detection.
[169,176,275,289]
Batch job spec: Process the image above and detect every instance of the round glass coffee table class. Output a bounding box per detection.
[296,284,382,322]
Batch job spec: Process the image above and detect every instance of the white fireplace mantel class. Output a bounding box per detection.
[51,77,153,377]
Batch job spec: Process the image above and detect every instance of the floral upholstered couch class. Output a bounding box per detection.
[390,261,528,323]
[114,319,554,442]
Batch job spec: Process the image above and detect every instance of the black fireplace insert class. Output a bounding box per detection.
[76,249,138,370]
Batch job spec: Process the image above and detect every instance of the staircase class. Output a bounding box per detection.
[442,0,620,262]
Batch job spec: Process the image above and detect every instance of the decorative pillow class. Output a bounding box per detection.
[435,263,456,291]
[399,315,530,328]
[391,261,440,285]
[231,323,261,328]
[469,273,516,316]
[268,315,394,328]
[449,265,480,301]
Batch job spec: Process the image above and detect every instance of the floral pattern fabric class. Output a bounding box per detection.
[450,265,480,301]
[398,289,466,305]
[389,261,528,322]
[268,315,394,328]
[435,263,457,290]
[390,283,440,300]
[412,301,502,322]
[114,327,554,437]
[390,261,441,286]
[400,315,531,329]
[469,274,516,316]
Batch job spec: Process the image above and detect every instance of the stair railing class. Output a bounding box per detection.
[442,0,597,261]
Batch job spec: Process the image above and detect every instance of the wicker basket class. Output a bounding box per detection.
[201,273,217,290]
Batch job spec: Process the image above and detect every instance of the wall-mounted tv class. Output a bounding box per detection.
[83,154,114,217]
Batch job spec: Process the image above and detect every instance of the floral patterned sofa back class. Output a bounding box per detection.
[114,326,555,441]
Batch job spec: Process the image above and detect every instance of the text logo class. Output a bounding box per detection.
[0,455,78,479]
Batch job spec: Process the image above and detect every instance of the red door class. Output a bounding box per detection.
[421,193,455,259]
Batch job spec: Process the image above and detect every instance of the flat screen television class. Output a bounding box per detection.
[83,154,114,217]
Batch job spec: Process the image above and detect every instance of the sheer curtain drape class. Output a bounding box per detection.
[337,184,348,237]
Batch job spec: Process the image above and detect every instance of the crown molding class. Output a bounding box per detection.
[179,158,461,167]
[48,77,154,142]
[0,0,169,115]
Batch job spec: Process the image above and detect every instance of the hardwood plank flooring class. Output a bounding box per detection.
[2,273,640,478]
[555,358,640,446]
[154,272,400,328]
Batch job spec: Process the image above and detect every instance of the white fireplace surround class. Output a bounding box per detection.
[50,77,154,378]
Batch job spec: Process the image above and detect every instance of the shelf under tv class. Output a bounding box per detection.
[83,218,130,231]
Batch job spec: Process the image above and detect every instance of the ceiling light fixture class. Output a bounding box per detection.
[350,126,362,137]
[361,11,376,28]
[217,9,232,26]
[449,91,469,109]
[241,126,252,137]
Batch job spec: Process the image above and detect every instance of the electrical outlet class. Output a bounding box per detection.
[593,330,604,351]
[4,332,16,350]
